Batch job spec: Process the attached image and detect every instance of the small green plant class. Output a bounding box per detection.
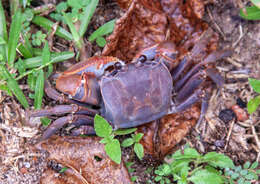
[49,0,115,48]
[94,114,137,164]
[122,132,144,160]
[224,161,260,184]
[152,147,260,184]
[240,0,260,20]
[125,162,139,182]
[32,31,47,46]
[247,78,260,114]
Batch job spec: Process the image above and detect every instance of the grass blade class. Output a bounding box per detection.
[240,5,260,20]
[62,12,82,48]
[8,10,23,67]
[23,51,74,69]
[42,41,50,64]
[34,69,44,109]
[88,19,115,42]
[32,16,73,41]
[79,0,99,37]
[0,64,29,108]
[0,1,8,61]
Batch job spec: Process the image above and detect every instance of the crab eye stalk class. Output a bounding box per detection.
[137,55,147,63]
[114,62,123,70]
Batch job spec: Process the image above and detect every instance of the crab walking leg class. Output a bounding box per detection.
[44,80,75,103]
[175,71,206,103]
[175,50,232,91]
[41,114,93,140]
[70,126,96,136]
[169,89,204,114]
[29,104,98,117]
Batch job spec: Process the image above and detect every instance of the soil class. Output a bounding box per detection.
[1,0,260,183]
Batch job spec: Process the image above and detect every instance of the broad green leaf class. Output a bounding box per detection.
[94,114,112,137]
[170,159,191,175]
[96,36,106,47]
[40,117,52,127]
[251,0,260,8]
[249,78,260,93]
[133,133,144,143]
[247,95,260,114]
[202,152,234,168]
[79,0,99,37]
[243,161,251,169]
[17,43,33,58]
[27,73,37,91]
[121,138,134,147]
[0,65,29,108]
[188,169,224,184]
[32,16,73,41]
[240,6,260,20]
[172,148,200,160]
[134,143,144,160]
[34,69,44,109]
[88,19,115,41]
[8,10,24,67]
[249,161,258,169]
[105,139,121,164]
[114,128,137,135]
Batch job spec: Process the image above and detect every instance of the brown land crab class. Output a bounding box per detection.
[29,31,231,142]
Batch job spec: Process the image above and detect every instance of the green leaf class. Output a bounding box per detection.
[0,84,12,96]
[88,19,115,41]
[0,1,8,61]
[42,41,50,65]
[134,143,144,160]
[96,36,106,47]
[59,167,68,173]
[62,12,82,48]
[17,43,33,58]
[56,2,68,13]
[249,161,258,169]
[0,65,29,108]
[8,10,24,67]
[240,6,260,20]
[249,78,260,93]
[105,139,121,164]
[0,36,6,44]
[133,133,144,143]
[34,69,44,109]
[114,128,137,135]
[243,161,251,169]
[32,16,73,41]
[94,114,112,137]
[202,152,234,168]
[188,169,224,184]
[40,117,51,127]
[79,0,99,37]
[121,138,134,147]
[251,0,260,8]
[172,148,200,160]
[247,95,260,114]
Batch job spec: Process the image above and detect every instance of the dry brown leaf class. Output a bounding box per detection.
[36,136,132,184]
[138,105,200,159]
[103,0,212,61]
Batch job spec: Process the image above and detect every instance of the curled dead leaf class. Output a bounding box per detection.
[36,136,131,184]
[138,105,200,159]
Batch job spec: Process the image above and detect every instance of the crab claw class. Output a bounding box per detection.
[55,56,122,105]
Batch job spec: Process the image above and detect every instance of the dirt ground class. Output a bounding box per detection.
[1,0,260,183]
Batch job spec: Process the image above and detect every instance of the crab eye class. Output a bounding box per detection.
[114,62,122,70]
[137,55,147,63]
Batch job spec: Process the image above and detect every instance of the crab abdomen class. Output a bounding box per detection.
[100,63,173,129]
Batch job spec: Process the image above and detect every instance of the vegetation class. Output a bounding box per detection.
[0,0,114,110]
[149,146,260,184]
[247,78,260,114]
[240,0,260,20]
[94,115,144,164]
